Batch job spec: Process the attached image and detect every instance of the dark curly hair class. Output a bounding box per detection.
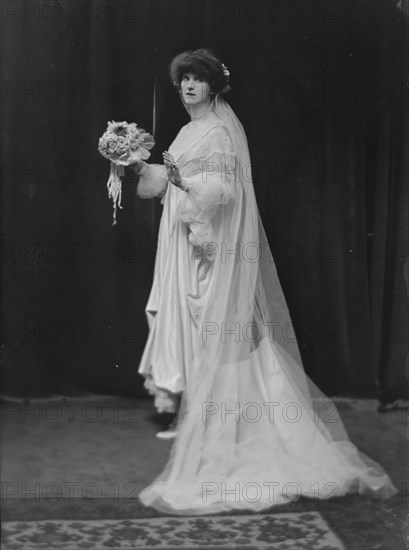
[169,48,230,96]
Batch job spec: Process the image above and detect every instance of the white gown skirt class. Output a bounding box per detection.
[139,337,398,514]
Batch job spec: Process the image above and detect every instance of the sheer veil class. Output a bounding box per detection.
[139,95,397,514]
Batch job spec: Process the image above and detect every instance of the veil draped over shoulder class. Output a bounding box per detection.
[138,96,397,514]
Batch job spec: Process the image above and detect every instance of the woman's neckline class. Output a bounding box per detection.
[190,101,214,121]
[188,102,215,124]
[188,110,217,126]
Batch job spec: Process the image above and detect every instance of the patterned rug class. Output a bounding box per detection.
[2,512,345,549]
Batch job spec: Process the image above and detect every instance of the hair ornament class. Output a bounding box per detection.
[221,63,230,79]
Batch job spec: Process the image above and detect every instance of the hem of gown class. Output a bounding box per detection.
[143,374,182,414]
[138,473,398,515]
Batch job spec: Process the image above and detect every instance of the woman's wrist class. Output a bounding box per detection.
[180,177,190,192]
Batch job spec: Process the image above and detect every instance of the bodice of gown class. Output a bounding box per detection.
[136,113,236,254]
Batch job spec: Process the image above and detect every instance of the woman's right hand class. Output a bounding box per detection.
[163,151,183,188]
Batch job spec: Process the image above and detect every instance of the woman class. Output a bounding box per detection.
[133,48,397,514]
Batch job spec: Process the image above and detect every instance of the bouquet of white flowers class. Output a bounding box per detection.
[98,121,154,224]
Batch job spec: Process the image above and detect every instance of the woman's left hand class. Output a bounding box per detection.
[163,151,183,188]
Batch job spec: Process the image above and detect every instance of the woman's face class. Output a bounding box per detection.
[180,72,212,106]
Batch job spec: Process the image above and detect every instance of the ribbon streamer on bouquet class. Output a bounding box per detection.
[107,162,125,225]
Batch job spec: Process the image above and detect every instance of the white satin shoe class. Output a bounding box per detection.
[156,419,178,439]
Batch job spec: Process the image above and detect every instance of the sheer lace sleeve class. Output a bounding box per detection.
[136,163,169,199]
[178,126,236,224]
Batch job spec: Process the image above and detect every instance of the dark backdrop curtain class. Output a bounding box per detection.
[1,0,407,400]
[367,2,409,404]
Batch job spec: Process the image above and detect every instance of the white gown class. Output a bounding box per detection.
[136,101,397,514]
[138,112,236,410]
